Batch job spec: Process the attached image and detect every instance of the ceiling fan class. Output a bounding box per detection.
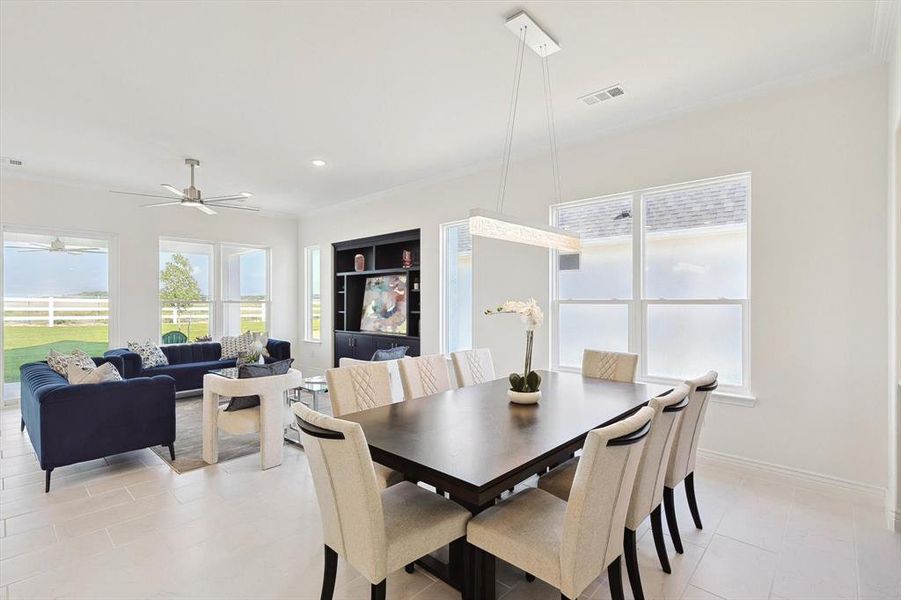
[9,237,106,255]
[109,158,259,215]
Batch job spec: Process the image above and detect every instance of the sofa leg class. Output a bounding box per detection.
[45,469,53,493]
[167,443,176,461]
[20,418,25,432]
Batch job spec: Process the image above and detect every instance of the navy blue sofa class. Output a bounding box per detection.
[19,357,176,493]
[104,339,291,393]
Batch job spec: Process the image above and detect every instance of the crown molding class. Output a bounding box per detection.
[872,0,901,62]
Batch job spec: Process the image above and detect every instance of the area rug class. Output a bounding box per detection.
[150,395,265,474]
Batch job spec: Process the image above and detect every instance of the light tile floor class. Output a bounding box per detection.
[1,405,898,600]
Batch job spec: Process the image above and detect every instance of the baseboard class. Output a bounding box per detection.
[697,448,887,507]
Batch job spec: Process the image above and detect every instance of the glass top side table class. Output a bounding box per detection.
[300,376,328,412]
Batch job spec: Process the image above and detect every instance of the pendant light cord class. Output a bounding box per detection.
[496,26,528,214]
[541,46,562,205]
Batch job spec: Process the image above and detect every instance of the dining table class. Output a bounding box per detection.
[342,369,671,600]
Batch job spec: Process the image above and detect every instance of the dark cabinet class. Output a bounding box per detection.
[334,332,419,364]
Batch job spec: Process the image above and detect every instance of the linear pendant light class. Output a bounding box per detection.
[469,11,580,253]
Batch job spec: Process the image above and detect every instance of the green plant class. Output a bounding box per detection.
[509,369,542,393]
[484,299,544,393]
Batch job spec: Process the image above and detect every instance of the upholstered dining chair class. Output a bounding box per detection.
[467,407,654,600]
[293,403,470,600]
[450,348,496,387]
[398,354,453,400]
[325,362,404,489]
[539,385,690,600]
[581,349,639,383]
[663,371,718,554]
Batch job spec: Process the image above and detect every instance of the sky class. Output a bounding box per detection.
[3,246,266,298]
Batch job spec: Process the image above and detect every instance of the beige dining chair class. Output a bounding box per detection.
[581,349,639,383]
[539,385,690,600]
[325,362,403,489]
[663,371,718,554]
[467,407,654,600]
[398,354,453,400]
[293,403,470,600]
[450,348,496,387]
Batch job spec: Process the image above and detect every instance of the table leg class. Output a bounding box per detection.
[202,389,219,464]
[311,389,319,412]
[260,392,285,470]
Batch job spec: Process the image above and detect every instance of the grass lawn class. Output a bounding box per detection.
[4,320,268,383]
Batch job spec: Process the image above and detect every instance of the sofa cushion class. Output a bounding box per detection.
[160,342,222,365]
[144,359,235,392]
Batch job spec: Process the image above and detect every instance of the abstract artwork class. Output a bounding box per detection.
[360,275,408,334]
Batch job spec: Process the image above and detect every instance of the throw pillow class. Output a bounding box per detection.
[371,346,409,361]
[253,331,271,357]
[224,358,294,412]
[220,331,254,360]
[126,340,169,369]
[67,361,122,385]
[46,349,94,376]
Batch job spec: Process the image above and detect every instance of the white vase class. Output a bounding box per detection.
[508,389,541,405]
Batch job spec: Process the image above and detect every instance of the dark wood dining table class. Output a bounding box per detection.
[342,369,671,600]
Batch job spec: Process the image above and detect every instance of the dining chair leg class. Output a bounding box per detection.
[663,486,684,554]
[685,472,703,529]
[623,528,644,600]
[608,556,625,600]
[370,580,386,600]
[321,545,338,600]
[650,505,671,573]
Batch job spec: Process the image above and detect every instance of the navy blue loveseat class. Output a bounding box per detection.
[19,357,176,492]
[104,339,291,393]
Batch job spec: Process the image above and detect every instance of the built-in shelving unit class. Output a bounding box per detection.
[332,229,421,366]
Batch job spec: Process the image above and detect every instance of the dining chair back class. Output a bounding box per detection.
[398,354,453,400]
[663,370,718,554]
[450,348,496,387]
[560,406,655,598]
[326,362,394,416]
[582,349,639,383]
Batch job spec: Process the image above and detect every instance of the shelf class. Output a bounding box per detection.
[337,290,345,294]
[334,330,420,340]
[336,267,420,277]
[337,310,345,314]
[410,311,420,315]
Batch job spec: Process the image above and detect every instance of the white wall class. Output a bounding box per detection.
[0,176,299,353]
[298,65,890,493]
[887,5,901,529]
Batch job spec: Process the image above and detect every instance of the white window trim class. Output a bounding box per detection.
[304,245,321,343]
[159,237,271,342]
[550,173,754,404]
[439,219,469,355]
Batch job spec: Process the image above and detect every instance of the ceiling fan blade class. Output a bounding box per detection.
[141,200,184,208]
[211,203,260,212]
[110,190,186,200]
[205,194,250,203]
[161,184,186,198]
[195,204,217,215]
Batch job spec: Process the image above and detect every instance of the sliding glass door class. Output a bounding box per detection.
[2,230,111,400]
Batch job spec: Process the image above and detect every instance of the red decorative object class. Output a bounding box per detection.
[354,254,365,271]
[402,250,413,268]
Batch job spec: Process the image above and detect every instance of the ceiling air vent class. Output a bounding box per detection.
[1,156,23,166]
[579,84,625,106]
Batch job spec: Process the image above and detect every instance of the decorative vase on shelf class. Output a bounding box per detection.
[485,298,544,405]
[402,249,413,268]
[354,254,365,272]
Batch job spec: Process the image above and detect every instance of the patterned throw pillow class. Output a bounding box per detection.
[220,331,254,359]
[371,346,409,361]
[126,340,169,369]
[67,361,122,384]
[46,349,95,376]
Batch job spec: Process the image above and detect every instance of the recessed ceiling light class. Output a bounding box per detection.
[311,159,328,168]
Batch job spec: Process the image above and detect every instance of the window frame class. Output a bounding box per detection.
[304,245,321,343]
[439,219,473,355]
[158,237,271,342]
[550,173,752,397]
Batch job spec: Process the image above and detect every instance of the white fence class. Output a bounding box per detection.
[3,297,266,327]
[3,297,108,326]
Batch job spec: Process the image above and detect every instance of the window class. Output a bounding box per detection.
[440,221,472,354]
[552,174,750,392]
[3,229,113,400]
[159,239,269,342]
[305,246,321,342]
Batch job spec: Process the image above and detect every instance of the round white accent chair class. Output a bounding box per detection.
[293,403,470,600]
[663,371,718,554]
[467,407,654,600]
[325,362,404,489]
[581,349,639,383]
[539,384,690,600]
[201,368,304,470]
[397,354,452,400]
[450,348,496,388]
